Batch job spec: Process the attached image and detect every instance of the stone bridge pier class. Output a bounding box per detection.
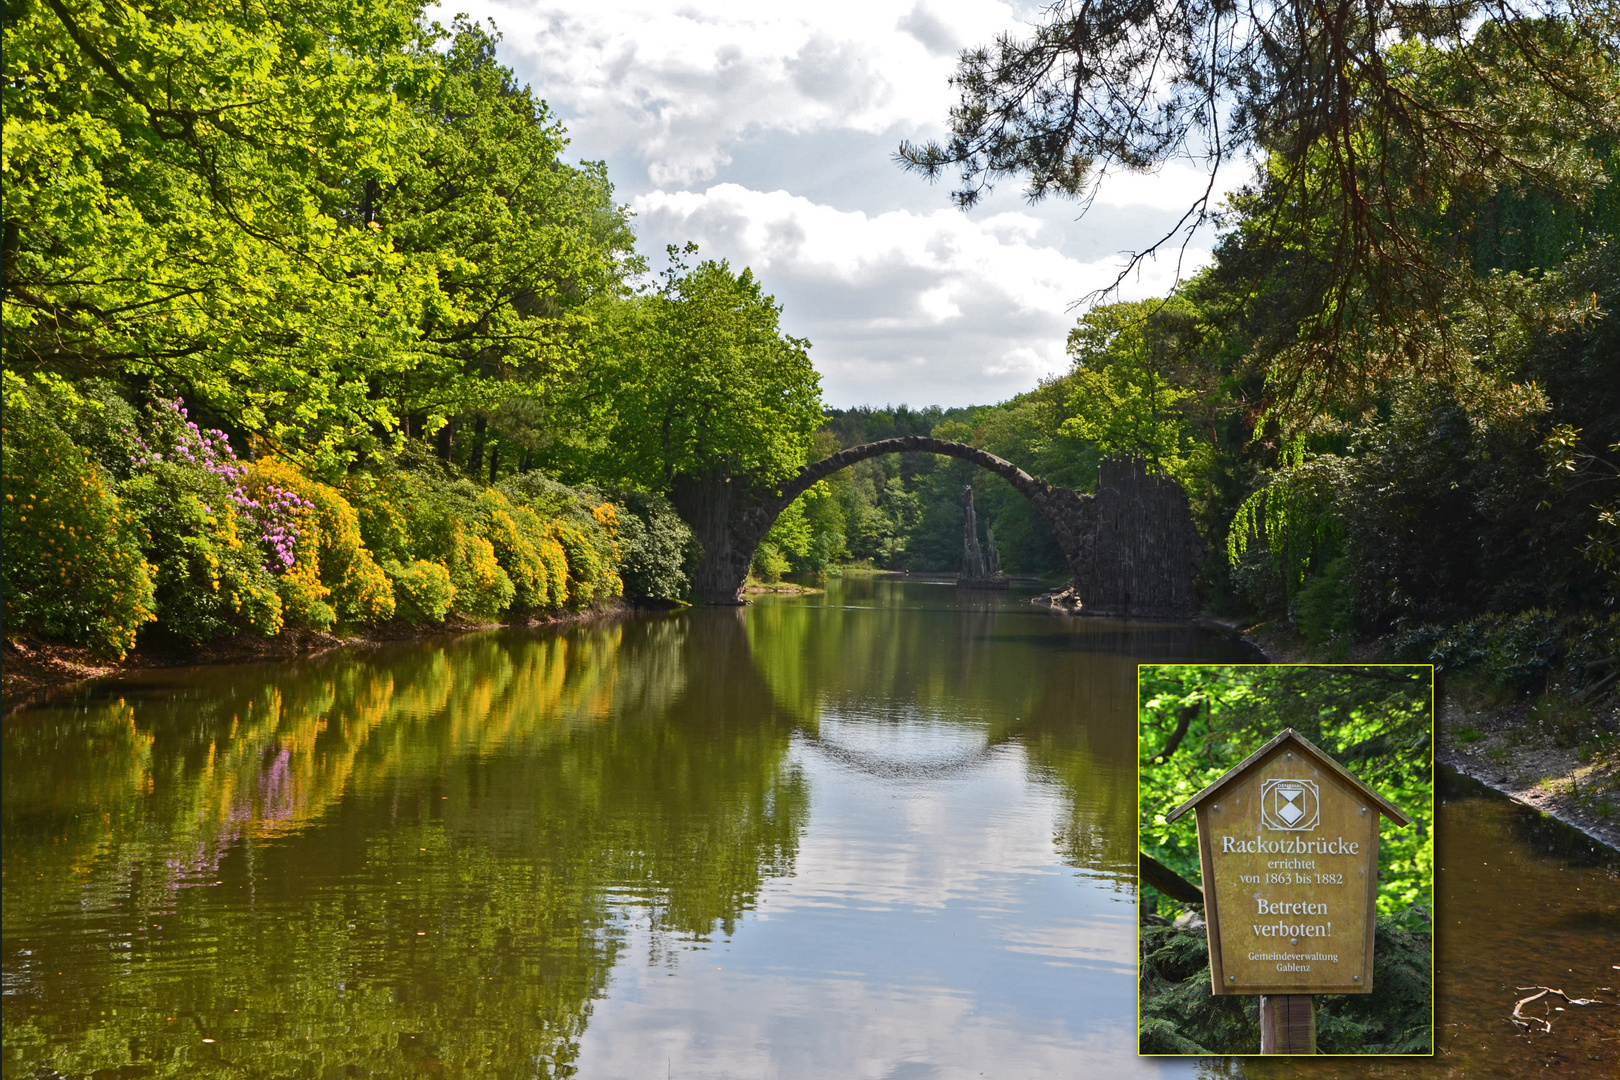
[669,437,1201,618]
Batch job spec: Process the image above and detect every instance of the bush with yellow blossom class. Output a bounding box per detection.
[1,407,156,658]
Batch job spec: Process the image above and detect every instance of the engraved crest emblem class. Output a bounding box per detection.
[1260,778,1320,831]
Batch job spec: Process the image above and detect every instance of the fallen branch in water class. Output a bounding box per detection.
[1510,986,1608,1034]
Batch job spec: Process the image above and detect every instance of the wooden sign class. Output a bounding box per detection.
[1165,728,1410,996]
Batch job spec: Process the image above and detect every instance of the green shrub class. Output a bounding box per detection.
[1138,920,1256,1054]
[752,541,791,584]
[1391,623,1449,664]
[600,488,694,601]
[40,378,144,479]
[1479,610,1561,693]
[1139,913,1431,1054]
[1293,555,1356,649]
[121,463,284,642]
[1,411,156,658]
[354,479,414,566]
[498,471,600,525]
[384,559,456,623]
[1418,610,1564,694]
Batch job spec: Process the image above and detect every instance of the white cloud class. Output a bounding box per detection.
[433,0,1239,405]
[632,184,1208,406]
[449,0,1025,185]
[1088,159,1251,213]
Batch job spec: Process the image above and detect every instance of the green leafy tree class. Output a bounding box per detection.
[576,252,822,493]
[2,3,633,471]
[548,251,822,598]
[2,0,444,464]
[383,19,637,470]
[1061,299,1211,489]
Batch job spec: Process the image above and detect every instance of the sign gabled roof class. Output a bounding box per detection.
[1163,727,1411,827]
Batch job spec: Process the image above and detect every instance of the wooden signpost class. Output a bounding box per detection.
[1164,727,1411,1054]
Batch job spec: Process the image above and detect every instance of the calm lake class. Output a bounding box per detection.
[3,577,1614,1078]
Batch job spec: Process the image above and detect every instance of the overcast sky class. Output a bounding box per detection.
[430,0,1242,408]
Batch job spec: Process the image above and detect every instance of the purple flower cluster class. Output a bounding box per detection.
[129,396,314,573]
[255,485,310,570]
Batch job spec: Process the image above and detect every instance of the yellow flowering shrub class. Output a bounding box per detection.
[245,460,395,628]
[552,522,622,606]
[277,542,337,631]
[384,559,456,623]
[1,413,156,658]
[365,472,514,621]
[447,522,515,619]
[536,528,571,609]
[475,491,552,610]
[589,502,626,600]
[354,467,628,621]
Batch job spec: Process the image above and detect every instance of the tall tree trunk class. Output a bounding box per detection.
[436,418,455,463]
[468,416,487,476]
[488,445,500,485]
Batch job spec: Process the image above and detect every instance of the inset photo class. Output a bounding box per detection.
[1137,664,1435,1056]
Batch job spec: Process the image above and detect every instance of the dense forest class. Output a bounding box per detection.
[4,0,1618,722]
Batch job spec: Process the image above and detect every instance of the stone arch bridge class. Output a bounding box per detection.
[669,436,1202,618]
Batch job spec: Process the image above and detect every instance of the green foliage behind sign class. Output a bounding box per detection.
[1139,665,1434,917]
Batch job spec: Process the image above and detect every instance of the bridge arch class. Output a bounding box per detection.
[667,438,1201,617]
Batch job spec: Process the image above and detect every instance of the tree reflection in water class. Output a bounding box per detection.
[3,615,806,1077]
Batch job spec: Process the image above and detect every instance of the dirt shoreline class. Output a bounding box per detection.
[1238,620,1620,853]
[1,580,813,707]
[1,602,645,713]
